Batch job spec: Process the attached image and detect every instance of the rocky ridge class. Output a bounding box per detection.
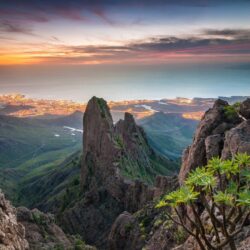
[59,97,176,249]
[109,98,250,250]
[0,189,95,250]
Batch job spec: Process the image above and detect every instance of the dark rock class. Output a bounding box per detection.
[179,99,241,184]
[239,98,250,119]
[109,211,142,250]
[222,120,250,159]
[17,207,73,250]
[60,96,174,249]
[154,175,179,197]
[205,134,223,160]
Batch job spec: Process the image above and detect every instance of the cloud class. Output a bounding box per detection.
[59,29,250,62]
[203,29,250,39]
[0,20,35,36]
[2,28,250,65]
[92,8,117,25]
[0,0,244,27]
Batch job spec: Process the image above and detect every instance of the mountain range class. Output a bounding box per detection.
[0,95,250,249]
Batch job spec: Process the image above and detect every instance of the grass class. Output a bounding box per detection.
[138,112,198,159]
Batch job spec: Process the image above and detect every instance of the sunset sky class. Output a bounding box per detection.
[0,1,250,101]
[1,0,250,65]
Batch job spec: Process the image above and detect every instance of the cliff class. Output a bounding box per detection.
[59,96,176,248]
[0,189,91,250]
[109,99,250,250]
[0,189,28,250]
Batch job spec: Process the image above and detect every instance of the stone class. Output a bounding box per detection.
[0,190,29,250]
[239,98,250,119]
[222,120,250,159]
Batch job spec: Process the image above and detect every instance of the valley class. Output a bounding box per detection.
[0,95,250,250]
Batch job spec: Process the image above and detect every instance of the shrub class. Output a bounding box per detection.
[156,153,250,250]
[224,102,241,120]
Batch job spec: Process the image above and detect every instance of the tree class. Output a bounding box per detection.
[156,153,250,250]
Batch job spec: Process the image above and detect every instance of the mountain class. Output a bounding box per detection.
[109,98,250,250]
[0,114,82,169]
[0,189,96,250]
[1,96,250,250]
[0,113,83,202]
[179,99,243,184]
[0,96,178,249]
[54,97,177,249]
[138,112,198,159]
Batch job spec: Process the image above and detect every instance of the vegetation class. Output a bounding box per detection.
[157,153,250,250]
[139,112,198,159]
[96,97,109,118]
[224,102,241,120]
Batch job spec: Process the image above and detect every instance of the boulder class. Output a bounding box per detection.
[239,98,250,119]
[179,99,241,184]
[17,207,73,250]
[222,120,250,159]
[0,190,29,250]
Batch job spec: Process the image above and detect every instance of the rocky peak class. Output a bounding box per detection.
[81,96,169,192]
[81,96,119,191]
[62,96,176,248]
[82,96,114,156]
[179,98,249,184]
[108,98,250,250]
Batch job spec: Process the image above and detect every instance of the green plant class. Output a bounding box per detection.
[224,102,241,120]
[32,211,46,225]
[114,135,124,149]
[156,153,250,250]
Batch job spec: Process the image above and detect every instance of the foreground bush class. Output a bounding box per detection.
[157,153,250,250]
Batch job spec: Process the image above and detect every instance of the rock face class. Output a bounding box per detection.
[222,120,250,159]
[0,189,28,250]
[179,99,242,184]
[109,212,142,250]
[108,202,180,250]
[0,189,83,250]
[239,98,250,119]
[109,99,250,250]
[175,99,250,249]
[60,97,175,249]
[17,207,73,250]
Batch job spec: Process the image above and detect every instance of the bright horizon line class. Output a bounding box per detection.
[1,92,248,104]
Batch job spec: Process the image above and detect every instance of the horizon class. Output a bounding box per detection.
[1,92,249,104]
[0,1,250,101]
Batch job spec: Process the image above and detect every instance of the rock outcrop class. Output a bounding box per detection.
[60,97,176,249]
[239,98,250,119]
[176,99,250,249]
[0,189,28,250]
[109,202,180,250]
[222,120,250,159]
[0,189,85,250]
[17,207,74,250]
[179,99,242,184]
[109,99,250,250]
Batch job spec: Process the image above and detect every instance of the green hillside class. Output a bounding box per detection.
[0,115,82,169]
[138,112,198,159]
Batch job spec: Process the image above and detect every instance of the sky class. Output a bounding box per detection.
[0,0,250,101]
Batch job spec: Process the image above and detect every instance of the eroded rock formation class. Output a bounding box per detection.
[179,99,242,184]
[0,190,28,250]
[60,97,175,249]
[17,207,74,250]
[109,98,250,250]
